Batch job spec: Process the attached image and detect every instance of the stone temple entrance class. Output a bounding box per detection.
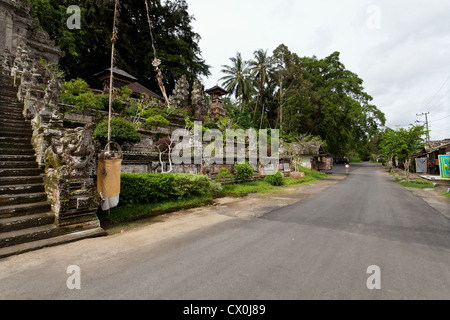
[0,0,105,259]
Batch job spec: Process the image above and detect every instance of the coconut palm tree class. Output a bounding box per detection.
[248,49,274,126]
[220,52,253,108]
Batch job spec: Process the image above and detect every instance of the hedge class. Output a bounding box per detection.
[120,173,215,206]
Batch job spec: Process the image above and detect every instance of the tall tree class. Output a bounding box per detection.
[220,52,253,108]
[26,0,210,94]
[380,125,426,181]
[248,49,272,122]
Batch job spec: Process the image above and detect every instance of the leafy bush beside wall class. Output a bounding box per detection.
[120,173,217,206]
[234,163,254,182]
[265,171,284,186]
[93,117,142,146]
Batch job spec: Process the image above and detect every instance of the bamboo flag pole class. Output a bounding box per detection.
[108,0,120,152]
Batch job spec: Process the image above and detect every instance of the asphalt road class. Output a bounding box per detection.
[0,163,449,300]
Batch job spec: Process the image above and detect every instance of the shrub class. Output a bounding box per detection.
[60,78,103,112]
[209,181,223,198]
[234,162,254,182]
[145,115,170,128]
[93,117,142,146]
[171,174,212,199]
[215,168,234,183]
[119,173,216,206]
[120,173,175,205]
[349,156,363,163]
[265,171,284,186]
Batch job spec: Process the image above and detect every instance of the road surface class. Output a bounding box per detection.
[0,163,449,300]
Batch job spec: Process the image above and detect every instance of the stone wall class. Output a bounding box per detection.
[0,0,64,62]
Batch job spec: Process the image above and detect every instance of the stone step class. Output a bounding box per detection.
[0,103,24,109]
[0,96,19,104]
[0,117,29,124]
[0,161,38,168]
[0,100,22,106]
[0,111,25,120]
[0,142,34,150]
[0,121,32,130]
[0,227,106,259]
[0,168,43,177]
[0,201,50,218]
[0,212,55,233]
[0,183,44,195]
[0,90,19,98]
[0,136,30,143]
[0,154,35,162]
[0,128,33,137]
[0,109,25,120]
[0,176,44,187]
[0,224,58,249]
[0,192,48,207]
[0,148,35,156]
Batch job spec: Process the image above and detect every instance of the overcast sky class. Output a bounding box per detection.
[188,0,450,140]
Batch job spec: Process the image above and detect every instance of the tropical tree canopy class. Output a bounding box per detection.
[220,44,386,157]
[27,0,210,94]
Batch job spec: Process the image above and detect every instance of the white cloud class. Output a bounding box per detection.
[188,0,450,140]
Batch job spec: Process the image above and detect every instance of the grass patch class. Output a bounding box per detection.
[349,156,363,163]
[221,180,277,197]
[441,191,450,198]
[296,165,328,179]
[398,179,435,189]
[284,176,317,186]
[221,176,317,197]
[98,195,214,227]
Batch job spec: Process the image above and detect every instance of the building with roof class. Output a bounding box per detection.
[94,67,163,100]
[205,85,228,121]
[412,139,450,174]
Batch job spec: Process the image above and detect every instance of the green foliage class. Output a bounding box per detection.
[399,180,435,189]
[99,195,214,226]
[215,168,234,183]
[93,117,142,146]
[296,165,328,179]
[349,156,363,163]
[380,125,426,162]
[119,173,216,206]
[145,115,170,128]
[60,78,103,112]
[27,0,210,93]
[265,171,284,186]
[219,45,386,157]
[209,181,223,198]
[234,163,254,182]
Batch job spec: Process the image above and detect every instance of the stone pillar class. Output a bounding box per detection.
[45,173,101,229]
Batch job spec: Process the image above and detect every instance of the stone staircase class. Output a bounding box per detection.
[0,74,105,259]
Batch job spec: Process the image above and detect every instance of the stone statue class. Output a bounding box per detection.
[44,124,96,178]
[191,79,207,119]
[44,76,62,110]
[169,75,190,108]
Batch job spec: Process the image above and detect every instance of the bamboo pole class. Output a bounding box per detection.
[108,0,119,153]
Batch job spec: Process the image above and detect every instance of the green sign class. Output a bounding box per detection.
[439,155,450,179]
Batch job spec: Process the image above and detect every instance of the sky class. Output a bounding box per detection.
[187,0,450,141]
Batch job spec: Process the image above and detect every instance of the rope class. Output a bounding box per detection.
[144,0,170,107]
[107,0,120,152]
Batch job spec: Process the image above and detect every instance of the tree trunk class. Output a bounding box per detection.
[404,158,411,183]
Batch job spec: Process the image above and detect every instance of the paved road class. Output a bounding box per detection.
[0,163,449,300]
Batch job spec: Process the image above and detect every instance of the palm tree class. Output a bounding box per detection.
[220,52,253,108]
[248,49,273,126]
